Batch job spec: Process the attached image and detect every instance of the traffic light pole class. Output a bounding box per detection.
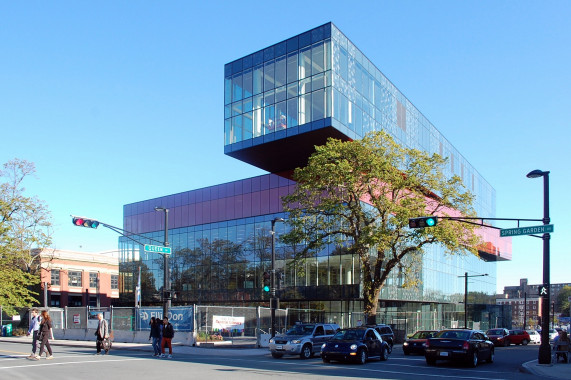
[155,207,171,319]
[270,218,284,338]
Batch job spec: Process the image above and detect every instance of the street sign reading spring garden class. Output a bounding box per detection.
[499,224,554,237]
[144,244,172,255]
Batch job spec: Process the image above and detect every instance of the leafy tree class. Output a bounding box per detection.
[0,159,52,315]
[556,285,571,317]
[281,131,481,324]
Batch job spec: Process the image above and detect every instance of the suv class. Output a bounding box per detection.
[269,323,340,359]
[371,324,395,353]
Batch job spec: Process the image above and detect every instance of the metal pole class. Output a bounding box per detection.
[270,220,277,338]
[164,209,170,318]
[538,172,551,364]
[270,218,284,338]
[464,272,468,329]
[156,207,170,319]
[524,292,527,329]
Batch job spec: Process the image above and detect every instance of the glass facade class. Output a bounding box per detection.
[120,23,510,325]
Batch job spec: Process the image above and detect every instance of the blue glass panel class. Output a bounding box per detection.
[287,52,298,84]
[232,59,243,74]
[224,77,232,105]
[299,31,311,48]
[243,97,253,113]
[232,73,243,102]
[253,65,263,95]
[311,25,324,43]
[264,46,274,62]
[232,101,242,117]
[287,98,298,128]
[243,54,253,69]
[253,50,264,66]
[264,104,275,134]
[311,42,324,74]
[275,85,286,103]
[243,69,253,98]
[275,41,287,58]
[299,46,311,79]
[263,60,275,91]
[243,112,253,140]
[275,101,287,130]
[286,36,298,53]
[275,56,286,87]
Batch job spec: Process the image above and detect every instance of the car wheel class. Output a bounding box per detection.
[387,343,393,354]
[426,358,436,366]
[488,348,494,363]
[357,349,367,365]
[469,351,478,368]
[300,344,312,359]
[404,350,410,356]
[380,346,389,361]
[271,352,284,359]
[503,339,508,347]
[522,339,528,346]
[322,356,330,363]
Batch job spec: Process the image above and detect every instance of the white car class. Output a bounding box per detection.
[526,330,541,344]
[549,329,559,342]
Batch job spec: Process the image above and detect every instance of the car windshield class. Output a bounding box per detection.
[411,331,433,339]
[332,329,365,341]
[526,330,537,335]
[487,329,504,335]
[434,330,470,340]
[285,325,314,336]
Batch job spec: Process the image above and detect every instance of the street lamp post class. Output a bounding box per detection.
[526,169,550,364]
[459,272,488,328]
[155,207,170,319]
[270,217,284,338]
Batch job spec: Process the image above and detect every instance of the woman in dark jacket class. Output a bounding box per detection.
[34,310,54,360]
[149,317,162,356]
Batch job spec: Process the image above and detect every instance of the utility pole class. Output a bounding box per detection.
[459,272,488,329]
[270,217,284,338]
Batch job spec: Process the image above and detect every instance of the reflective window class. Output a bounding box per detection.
[68,271,82,287]
[232,73,242,102]
[275,56,286,88]
[264,60,275,91]
[299,46,312,79]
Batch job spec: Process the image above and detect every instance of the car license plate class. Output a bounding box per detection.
[439,351,449,357]
[276,345,283,350]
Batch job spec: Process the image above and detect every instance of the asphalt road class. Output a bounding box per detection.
[0,340,541,380]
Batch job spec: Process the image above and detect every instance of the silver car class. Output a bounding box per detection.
[269,323,340,359]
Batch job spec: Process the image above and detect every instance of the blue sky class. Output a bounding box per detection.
[1,1,569,294]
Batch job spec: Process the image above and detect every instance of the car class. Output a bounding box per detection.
[371,324,395,353]
[403,330,437,355]
[425,329,494,367]
[268,323,340,359]
[486,328,511,346]
[321,327,390,364]
[526,329,541,344]
[508,329,530,345]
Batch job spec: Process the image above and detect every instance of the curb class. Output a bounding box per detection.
[520,360,564,380]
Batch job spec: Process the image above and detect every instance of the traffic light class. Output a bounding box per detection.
[262,271,271,292]
[72,217,100,229]
[409,216,438,228]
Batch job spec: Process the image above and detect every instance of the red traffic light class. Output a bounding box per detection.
[72,217,99,229]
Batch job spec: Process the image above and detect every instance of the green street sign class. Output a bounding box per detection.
[500,224,554,237]
[144,244,172,255]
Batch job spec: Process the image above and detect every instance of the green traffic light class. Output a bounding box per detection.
[263,285,270,292]
[426,218,436,226]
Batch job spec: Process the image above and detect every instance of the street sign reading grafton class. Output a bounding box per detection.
[144,244,172,255]
[499,224,554,237]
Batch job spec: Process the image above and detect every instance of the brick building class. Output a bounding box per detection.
[37,249,119,307]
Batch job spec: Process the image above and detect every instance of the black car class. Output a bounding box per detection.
[403,330,437,355]
[425,329,494,367]
[371,324,395,353]
[321,327,390,364]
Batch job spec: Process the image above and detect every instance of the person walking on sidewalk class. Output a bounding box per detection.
[149,317,162,357]
[95,313,110,355]
[160,317,174,358]
[26,308,41,359]
[34,310,54,360]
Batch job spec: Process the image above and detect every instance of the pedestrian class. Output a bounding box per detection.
[26,308,41,359]
[149,317,162,357]
[95,313,110,355]
[33,310,54,360]
[160,317,174,358]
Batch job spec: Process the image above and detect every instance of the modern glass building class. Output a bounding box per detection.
[120,23,511,329]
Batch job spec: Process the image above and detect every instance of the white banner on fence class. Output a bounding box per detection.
[212,315,245,332]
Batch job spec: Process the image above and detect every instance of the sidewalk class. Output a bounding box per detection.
[520,359,571,380]
[0,336,267,357]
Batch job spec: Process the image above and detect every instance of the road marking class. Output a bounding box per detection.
[224,358,508,380]
[0,357,146,370]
